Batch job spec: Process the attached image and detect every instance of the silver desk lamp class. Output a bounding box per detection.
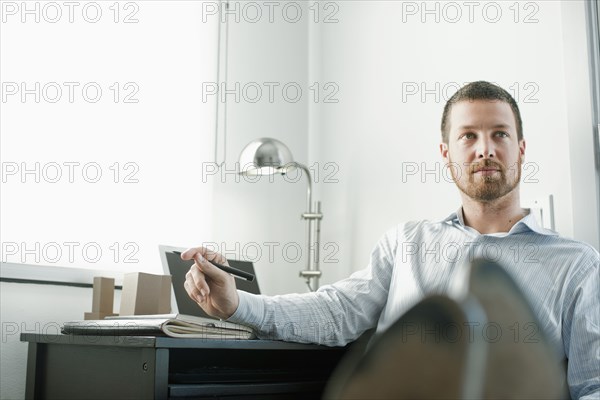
[238,138,323,291]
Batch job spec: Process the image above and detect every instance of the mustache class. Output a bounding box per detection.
[469,159,504,174]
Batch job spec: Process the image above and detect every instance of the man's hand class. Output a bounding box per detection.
[182,246,240,320]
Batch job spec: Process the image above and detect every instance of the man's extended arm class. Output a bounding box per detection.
[227,229,398,346]
[184,228,398,347]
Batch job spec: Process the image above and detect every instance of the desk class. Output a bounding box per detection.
[21,333,348,399]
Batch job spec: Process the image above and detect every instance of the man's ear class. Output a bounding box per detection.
[440,142,449,163]
[519,139,526,162]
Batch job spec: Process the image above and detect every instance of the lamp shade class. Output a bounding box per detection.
[238,137,297,175]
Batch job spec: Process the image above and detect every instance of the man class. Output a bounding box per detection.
[183,81,599,399]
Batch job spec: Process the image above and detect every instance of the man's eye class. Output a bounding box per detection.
[463,133,476,139]
[495,131,509,137]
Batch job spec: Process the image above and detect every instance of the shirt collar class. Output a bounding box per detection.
[440,207,463,225]
[440,207,558,236]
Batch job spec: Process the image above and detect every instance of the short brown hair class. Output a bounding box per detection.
[440,81,523,143]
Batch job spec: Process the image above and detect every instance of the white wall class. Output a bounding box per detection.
[208,1,312,295]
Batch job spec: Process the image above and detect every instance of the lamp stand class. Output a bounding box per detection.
[297,164,323,291]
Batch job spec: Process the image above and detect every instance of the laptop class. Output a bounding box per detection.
[159,245,261,319]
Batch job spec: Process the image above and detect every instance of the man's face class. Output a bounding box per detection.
[440,100,526,202]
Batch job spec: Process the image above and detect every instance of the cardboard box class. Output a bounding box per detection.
[119,272,171,316]
[84,277,117,320]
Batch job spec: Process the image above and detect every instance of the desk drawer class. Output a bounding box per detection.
[30,342,158,399]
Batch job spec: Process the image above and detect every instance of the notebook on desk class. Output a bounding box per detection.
[158,245,261,320]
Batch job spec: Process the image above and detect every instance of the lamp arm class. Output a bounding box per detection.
[296,163,313,213]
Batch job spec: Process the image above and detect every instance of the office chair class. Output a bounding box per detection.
[324,259,567,399]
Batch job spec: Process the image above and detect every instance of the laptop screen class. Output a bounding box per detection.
[160,245,260,319]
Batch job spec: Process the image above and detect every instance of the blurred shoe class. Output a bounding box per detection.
[467,258,567,399]
[324,295,479,399]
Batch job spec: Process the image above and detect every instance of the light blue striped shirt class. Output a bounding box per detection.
[229,209,600,399]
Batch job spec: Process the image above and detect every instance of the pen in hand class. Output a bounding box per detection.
[173,251,255,282]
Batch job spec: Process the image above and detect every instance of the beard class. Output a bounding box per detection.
[448,156,522,202]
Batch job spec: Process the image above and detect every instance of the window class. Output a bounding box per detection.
[588,0,600,240]
[1,1,220,273]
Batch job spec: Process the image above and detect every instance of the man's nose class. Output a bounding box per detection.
[476,137,495,158]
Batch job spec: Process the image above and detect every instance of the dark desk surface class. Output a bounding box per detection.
[20,332,345,350]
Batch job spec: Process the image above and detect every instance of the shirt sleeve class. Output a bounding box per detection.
[227,227,398,346]
[562,256,600,400]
